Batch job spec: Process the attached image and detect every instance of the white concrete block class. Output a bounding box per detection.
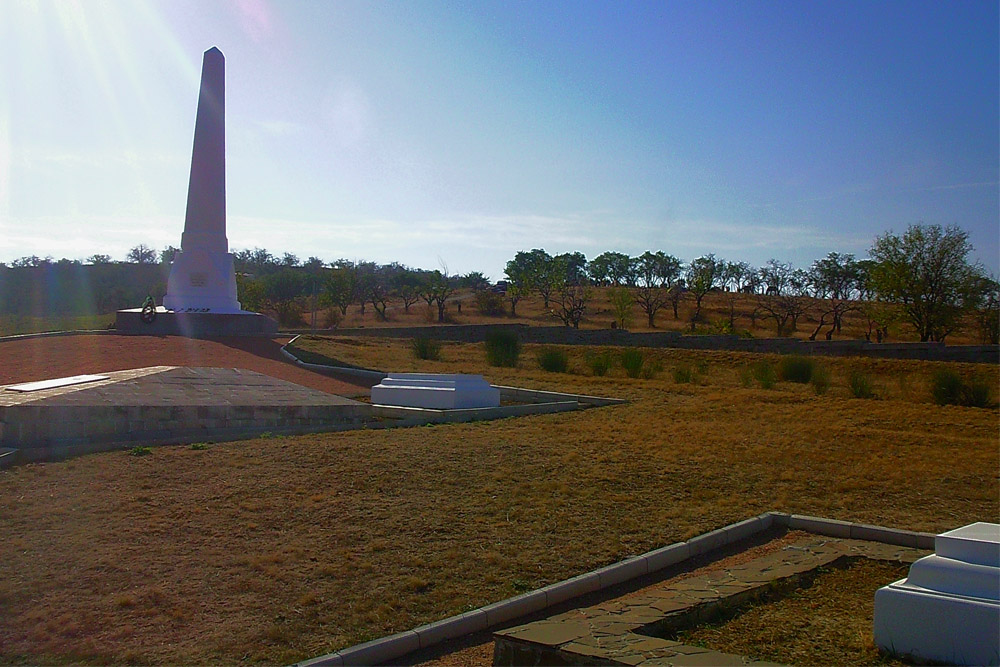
[371,374,500,410]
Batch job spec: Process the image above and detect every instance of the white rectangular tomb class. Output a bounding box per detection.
[370,373,500,410]
[874,521,1000,666]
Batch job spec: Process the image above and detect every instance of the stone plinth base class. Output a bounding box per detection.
[371,373,500,410]
[116,307,277,337]
[874,522,1000,666]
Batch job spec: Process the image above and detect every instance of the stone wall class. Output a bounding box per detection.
[324,324,999,364]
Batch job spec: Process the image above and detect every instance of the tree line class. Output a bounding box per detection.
[0,224,996,343]
[499,225,997,343]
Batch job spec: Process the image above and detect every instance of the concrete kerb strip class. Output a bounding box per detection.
[298,511,934,667]
[279,335,387,383]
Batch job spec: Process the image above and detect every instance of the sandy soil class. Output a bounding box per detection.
[0,334,373,397]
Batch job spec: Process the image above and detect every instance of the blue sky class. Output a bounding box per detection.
[1,0,997,279]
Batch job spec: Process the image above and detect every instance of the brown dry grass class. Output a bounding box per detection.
[314,288,988,345]
[677,559,911,666]
[0,336,996,665]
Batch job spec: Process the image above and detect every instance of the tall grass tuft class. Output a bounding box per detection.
[778,355,815,383]
[585,351,613,376]
[744,361,777,389]
[411,336,441,360]
[810,365,831,395]
[621,349,645,378]
[931,369,992,407]
[537,348,569,373]
[641,360,663,380]
[673,365,695,384]
[484,330,520,367]
[848,370,876,399]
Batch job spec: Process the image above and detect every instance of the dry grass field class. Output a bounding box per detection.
[0,335,996,665]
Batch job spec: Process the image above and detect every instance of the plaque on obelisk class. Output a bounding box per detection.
[117,47,276,336]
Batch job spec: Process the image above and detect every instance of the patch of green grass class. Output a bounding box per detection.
[411,336,441,361]
[621,348,645,378]
[536,348,569,373]
[128,446,152,457]
[672,365,695,384]
[485,330,521,367]
[810,365,831,395]
[190,443,210,451]
[778,355,815,383]
[585,350,613,377]
[848,370,876,399]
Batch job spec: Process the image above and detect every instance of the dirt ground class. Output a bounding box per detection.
[0,334,372,397]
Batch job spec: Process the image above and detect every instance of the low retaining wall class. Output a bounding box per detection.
[322,324,999,363]
[295,512,936,666]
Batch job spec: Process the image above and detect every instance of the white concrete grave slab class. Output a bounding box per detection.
[874,521,1000,666]
[5,374,108,393]
[370,373,500,410]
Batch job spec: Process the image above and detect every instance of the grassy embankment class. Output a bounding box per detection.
[0,335,996,665]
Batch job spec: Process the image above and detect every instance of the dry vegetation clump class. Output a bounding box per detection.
[677,559,912,666]
[0,336,996,665]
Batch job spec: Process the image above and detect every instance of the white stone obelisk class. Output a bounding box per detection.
[163,47,242,313]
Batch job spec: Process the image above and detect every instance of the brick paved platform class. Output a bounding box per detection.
[0,366,367,465]
[493,535,928,666]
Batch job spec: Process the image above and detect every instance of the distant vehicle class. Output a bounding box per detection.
[491,280,508,294]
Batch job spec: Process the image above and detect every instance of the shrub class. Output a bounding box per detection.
[810,365,831,395]
[640,360,663,380]
[931,369,993,407]
[778,355,815,383]
[673,365,695,384]
[412,336,441,360]
[485,330,521,367]
[930,369,963,405]
[475,291,507,317]
[190,443,209,451]
[848,370,876,399]
[128,446,152,457]
[748,361,777,389]
[621,348,645,378]
[537,348,569,373]
[586,351,613,376]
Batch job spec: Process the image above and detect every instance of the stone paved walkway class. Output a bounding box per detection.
[493,535,927,666]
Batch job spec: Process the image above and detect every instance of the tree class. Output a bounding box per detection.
[973,277,999,344]
[87,254,113,265]
[459,271,491,291]
[421,270,455,322]
[323,263,358,316]
[869,224,988,342]
[126,244,157,264]
[755,260,811,336]
[807,253,862,340]
[555,252,588,285]
[552,280,591,328]
[261,269,308,325]
[631,251,681,327]
[608,286,634,329]
[589,251,634,286]
[685,254,723,328]
[159,246,180,265]
[393,269,424,312]
[356,262,391,321]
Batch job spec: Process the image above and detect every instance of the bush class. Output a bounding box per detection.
[621,349,645,378]
[411,336,441,360]
[931,369,993,407]
[810,365,831,395]
[586,351,613,376]
[640,360,663,380]
[475,291,507,317]
[848,370,876,399]
[744,361,776,389]
[673,365,695,384]
[537,348,569,373]
[190,443,209,450]
[128,446,152,457]
[778,355,815,383]
[485,330,521,367]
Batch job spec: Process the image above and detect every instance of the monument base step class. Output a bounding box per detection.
[116,308,277,337]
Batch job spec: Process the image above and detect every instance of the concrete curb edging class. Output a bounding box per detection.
[293,511,936,666]
[280,335,388,383]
